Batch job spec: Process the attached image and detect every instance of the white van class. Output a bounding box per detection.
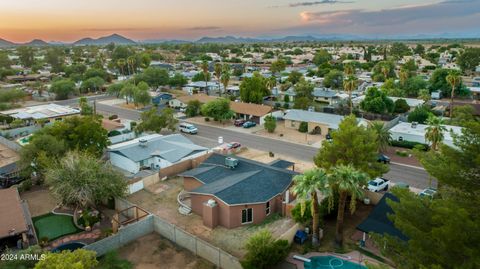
[179,123,198,134]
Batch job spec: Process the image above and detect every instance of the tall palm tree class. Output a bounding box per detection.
[201,61,210,95]
[446,70,461,119]
[399,68,409,87]
[425,115,446,151]
[220,65,231,98]
[292,168,330,246]
[369,121,392,153]
[342,75,357,114]
[266,75,277,92]
[329,165,368,247]
[117,59,126,76]
[214,62,223,95]
[380,63,390,81]
[127,56,136,75]
[343,63,355,76]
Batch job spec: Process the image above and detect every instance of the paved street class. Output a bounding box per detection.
[68,98,434,190]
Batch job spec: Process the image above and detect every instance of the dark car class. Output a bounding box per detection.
[377,154,390,164]
[234,119,246,127]
[243,121,257,128]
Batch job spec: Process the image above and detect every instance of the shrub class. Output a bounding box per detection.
[396,150,409,157]
[391,140,429,150]
[274,102,281,109]
[298,122,308,133]
[204,117,210,122]
[291,200,312,225]
[394,99,410,114]
[264,115,276,133]
[241,229,290,269]
[407,105,432,124]
[107,130,121,137]
[108,115,118,120]
[283,103,290,109]
[19,179,32,192]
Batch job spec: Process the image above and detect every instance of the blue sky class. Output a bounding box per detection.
[0,0,479,42]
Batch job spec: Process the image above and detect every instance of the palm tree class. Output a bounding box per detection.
[343,63,355,76]
[380,62,391,81]
[220,65,231,98]
[329,165,368,247]
[425,115,446,151]
[369,121,392,153]
[127,56,136,75]
[399,68,409,87]
[343,75,357,114]
[446,70,461,119]
[266,75,277,92]
[292,168,330,246]
[117,59,126,75]
[214,62,223,95]
[201,61,210,95]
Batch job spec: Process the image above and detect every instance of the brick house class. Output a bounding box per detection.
[180,153,297,229]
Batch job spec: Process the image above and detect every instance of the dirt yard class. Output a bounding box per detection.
[254,123,324,146]
[118,233,215,269]
[127,176,296,257]
[237,148,315,174]
[20,186,57,217]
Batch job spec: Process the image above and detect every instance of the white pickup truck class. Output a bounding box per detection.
[367,178,390,192]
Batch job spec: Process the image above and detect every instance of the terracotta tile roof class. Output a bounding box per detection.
[177,94,217,104]
[0,188,28,239]
[102,119,125,131]
[230,101,272,117]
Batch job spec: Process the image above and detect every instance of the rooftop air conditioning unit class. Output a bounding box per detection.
[139,138,148,147]
[411,122,418,129]
[225,157,239,169]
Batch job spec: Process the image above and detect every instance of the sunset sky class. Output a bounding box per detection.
[1,0,479,42]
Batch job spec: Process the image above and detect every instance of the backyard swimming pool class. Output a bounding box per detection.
[52,242,86,252]
[304,255,367,269]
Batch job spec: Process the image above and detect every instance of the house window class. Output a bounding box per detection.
[242,208,253,224]
[266,202,270,215]
[398,136,403,142]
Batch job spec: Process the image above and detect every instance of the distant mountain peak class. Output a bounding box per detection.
[73,33,136,45]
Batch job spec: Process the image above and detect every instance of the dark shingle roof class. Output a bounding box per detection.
[357,193,408,241]
[268,159,294,169]
[181,153,298,205]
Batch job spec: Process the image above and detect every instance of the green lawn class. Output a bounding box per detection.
[32,213,82,241]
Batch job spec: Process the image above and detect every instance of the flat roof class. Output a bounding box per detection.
[389,122,463,141]
[0,188,28,239]
[0,103,80,120]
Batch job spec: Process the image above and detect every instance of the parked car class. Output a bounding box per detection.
[419,187,437,198]
[226,142,241,150]
[243,121,256,128]
[234,119,246,127]
[367,177,390,192]
[377,154,390,164]
[179,123,198,134]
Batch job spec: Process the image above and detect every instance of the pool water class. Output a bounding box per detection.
[304,255,367,269]
[52,242,86,252]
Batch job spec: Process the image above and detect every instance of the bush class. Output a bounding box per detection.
[18,179,32,192]
[107,130,121,137]
[394,98,410,114]
[283,103,290,109]
[407,105,432,124]
[396,150,409,157]
[108,115,118,120]
[241,229,290,269]
[264,115,276,133]
[291,200,313,225]
[204,117,210,122]
[274,102,281,109]
[298,122,308,133]
[391,140,429,150]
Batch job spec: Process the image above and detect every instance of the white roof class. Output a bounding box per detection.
[389,122,463,142]
[1,103,80,120]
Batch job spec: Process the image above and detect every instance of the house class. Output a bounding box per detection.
[283,109,367,135]
[180,153,297,229]
[389,121,463,148]
[230,101,272,125]
[107,134,209,175]
[313,88,341,105]
[102,118,135,144]
[0,188,32,249]
[0,103,80,123]
[0,142,20,188]
[169,94,273,124]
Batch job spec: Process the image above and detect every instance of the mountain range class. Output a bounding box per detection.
[1,33,479,47]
